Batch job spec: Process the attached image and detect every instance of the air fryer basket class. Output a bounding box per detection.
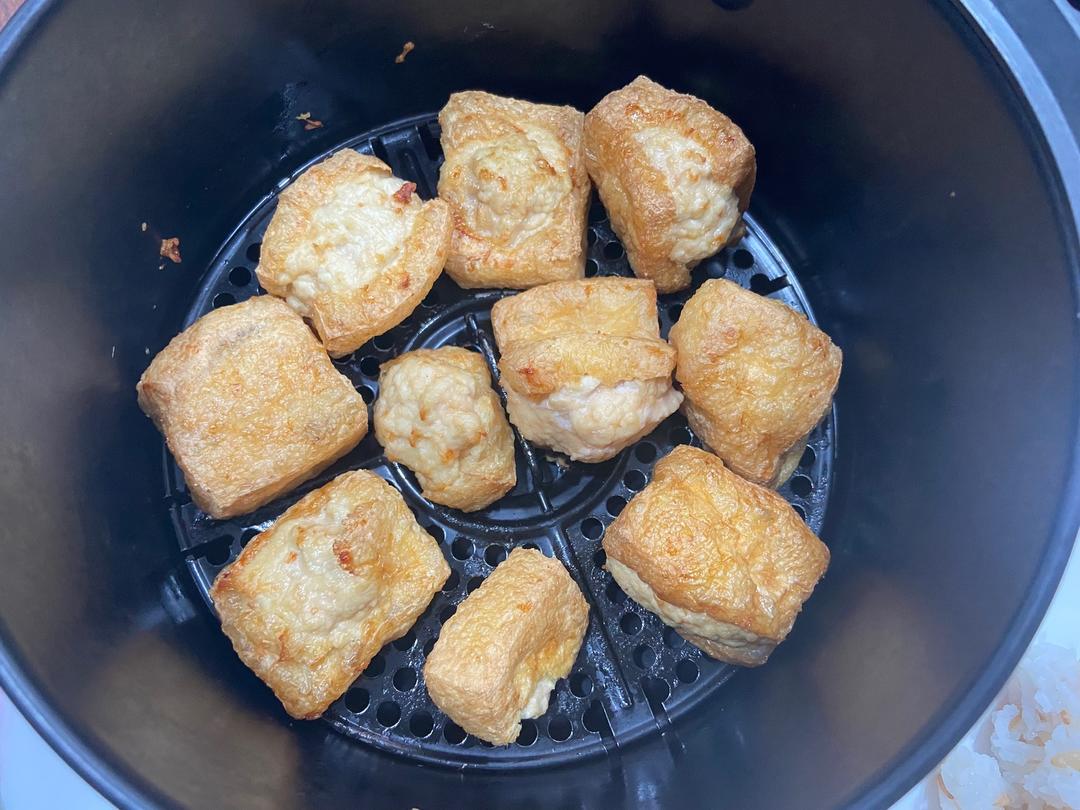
[0,1,1077,809]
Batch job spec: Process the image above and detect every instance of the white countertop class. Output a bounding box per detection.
[2,543,1077,810]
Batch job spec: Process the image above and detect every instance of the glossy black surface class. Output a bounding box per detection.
[0,1,1077,808]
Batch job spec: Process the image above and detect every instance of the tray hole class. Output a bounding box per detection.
[663,627,686,649]
[669,425,693,445]
[393,667,417,692]
[606,496,626,517]
[603,241,625,260]
[732,248,754,269]
[441,569,460,593]
[373,332,396,351]
[588,196,607,224]
[623,469,647,491]
[548,716,572,742]
[593,548,607,567]
[522,542,541,552]
[345,688,369,714]
[393,630,416,651]
[634,442,657,463]
[229,267,252,287]
[439,605,457,624]
[516,719,538,746]
[245,242,261,263]
[793,504,807,521]
[570,672,593,698]
[585,258,599,278]
[427,525,445,543]
[619,613,643,635]
[358,385,375,404]
[642,676,671,704]
[582,700,610,734]
[376,701,401,728]
[359,356,380,377]
[791,475,813,498]
[363,653,385,678]
[409,711,434,738]
[466,575,485,594]
[668,303,683,322]
[676,659,700,684]
[606,580,627,605]
[444,720,467,745]
[587,228,598,246]
[422,637,436,657]
[484,544,507,567]
[212,292,236,309]
[750,272,790,296]
[634,644,656,669]
[581,517,603,540]
[451,537,473,560]
[203,536,233,566]
[801,445,816,468]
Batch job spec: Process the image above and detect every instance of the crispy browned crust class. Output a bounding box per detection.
[603,446,829,657]
[423,548,588,744]
[136,296,368,519]
[437,91,590,289]
[668,278,842,487]
[211,470,449,719]
[374,347,516,511]
[584,76,756,293]
[257,149,451,357]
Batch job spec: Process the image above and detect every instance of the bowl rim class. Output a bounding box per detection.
[0,1,1077,808]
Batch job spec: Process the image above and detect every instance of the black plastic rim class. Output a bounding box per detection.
[0,0,1077,807]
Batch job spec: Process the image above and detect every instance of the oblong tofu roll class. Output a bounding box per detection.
[584,75,756,293]
[668,278,842,487]
[256,149,452,357]
[438,91,590,289]
[491,278,682,462]
[211,470,449,719]
[374,346,516,512]
[136,296,368,519]
[603,446,829,666]
[423,548,588,745]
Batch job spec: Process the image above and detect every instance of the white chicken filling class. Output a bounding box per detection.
[633,127,740,264]
[280,174,420,316]
[505,375,682,462]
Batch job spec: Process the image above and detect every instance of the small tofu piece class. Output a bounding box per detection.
[211,470,449,719]
[257,149,452,357]
[584,76,756,293]
[603,446,829,666]
[374,347,516,511]
[668,278,842,487]
[490,278,682,462]
[438,91,590,289]
[136,296,368,519]
[423,548,588,745]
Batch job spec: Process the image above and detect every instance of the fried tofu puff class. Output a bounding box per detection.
[437,91,590,289]
[211,470,449,719]
[491,278,682,462]
[256,149,452,357]
[603,446,829,666]
[423,548,588,745]
[136,296,368,519]
[584,76,756,293]
[374,347,516,512]
[669,279,842,487]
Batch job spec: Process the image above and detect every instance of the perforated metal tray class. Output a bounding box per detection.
[164,113,836,771]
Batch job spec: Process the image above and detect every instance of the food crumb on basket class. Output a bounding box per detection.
[160,237,181,263]
[395,41,415,63]
[296,112,323,130]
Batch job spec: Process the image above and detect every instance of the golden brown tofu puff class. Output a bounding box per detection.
[256,149,451,357]
[423,548,588,745]
[668,278,842,487]
[584,75,756,293]
[136,296,368,520]
[211,470,449,719]
[437,91,590,289]
[603,446,829,666]
[490,278,682,462]
[374,347,516,512]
